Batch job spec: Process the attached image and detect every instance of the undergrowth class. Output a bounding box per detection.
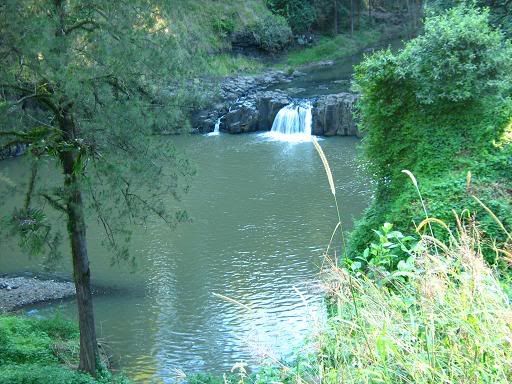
[281,29,381,67]
[350,4,512,262]
[0,315,127,384]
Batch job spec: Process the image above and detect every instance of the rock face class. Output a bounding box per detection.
[191,68,360,137]
[221,91,290,133]
[0,144,27,161]
[194,90,359,137]
[313,93,359,137]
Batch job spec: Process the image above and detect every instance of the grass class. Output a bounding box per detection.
[312,138,512,384]
[279,29,382,67]
[319,222,512,383]
[0,315,128,384]
[205,54,263,77]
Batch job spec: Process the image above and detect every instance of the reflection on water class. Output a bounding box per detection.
[0,134,372,382]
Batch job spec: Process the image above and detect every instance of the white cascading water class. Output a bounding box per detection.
[207,117,222,136]
[268,102,313,141]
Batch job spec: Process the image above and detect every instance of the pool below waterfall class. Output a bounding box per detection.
[0,133,372,382]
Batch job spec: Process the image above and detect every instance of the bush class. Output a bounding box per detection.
[398,6,512,105]
[350,4,512,259]
[266,0,316,33]
[249,14,292,53]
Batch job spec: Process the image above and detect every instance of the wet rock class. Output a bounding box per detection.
[312,93,359,137]
[221,90,290,133]
[223,102,259,133]
[0,143,27,161]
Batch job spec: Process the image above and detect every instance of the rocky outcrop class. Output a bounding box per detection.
[0,143,27,161]
[312,93,359,136]
[220,91,290,133]
[191,68,360,136]
[194,90,359,136]
[220,71,298,101]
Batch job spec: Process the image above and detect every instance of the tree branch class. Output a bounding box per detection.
[64,19,100,35]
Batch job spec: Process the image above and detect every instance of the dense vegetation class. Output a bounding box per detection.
[349,5,512,270]
[0,315,126,384]
[266,0,422,35]
[2,0,511,383]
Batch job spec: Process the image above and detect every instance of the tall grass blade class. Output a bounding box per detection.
[312,137,335,197]
[472,195,512,243]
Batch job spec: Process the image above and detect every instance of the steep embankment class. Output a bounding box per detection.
[349,6,512,268]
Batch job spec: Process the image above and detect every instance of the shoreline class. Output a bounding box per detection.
[0,276,76,312]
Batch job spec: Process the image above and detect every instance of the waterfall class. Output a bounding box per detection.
[268,102,313,141]
[207,117,222,136]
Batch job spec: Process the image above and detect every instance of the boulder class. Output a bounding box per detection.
[312,93,359,137]
[0,143,27,161]
[222,90,290,134]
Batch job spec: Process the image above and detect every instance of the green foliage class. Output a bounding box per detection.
[249,14,293,53]
[0,315,128,384]
[348,223,418,283]
[351,4,512,260]
[266,0,317,32]
[281,30,380,66]
[398,6,512,104]
[429,0,512,36]
[320,228,512,383]
[213,14,236,37]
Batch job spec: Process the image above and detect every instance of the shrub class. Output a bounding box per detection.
[350,4,512,258]
[398,6,512,105]
[266,0,316,33]
[0,316,128,384]
[213,15,236,37]
[249,14,292,53]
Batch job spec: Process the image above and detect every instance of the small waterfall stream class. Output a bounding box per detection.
[267,101,313,141]
[207,117,222,136]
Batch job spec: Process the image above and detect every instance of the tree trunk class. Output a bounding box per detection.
[350,0,354,35]
[356,0,360,30]
[334,0,339,35]
[54,1,98,376]
[60,111,99,376]
[369,0,372,25]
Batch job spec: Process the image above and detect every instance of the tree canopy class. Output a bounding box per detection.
[0,0,194,375]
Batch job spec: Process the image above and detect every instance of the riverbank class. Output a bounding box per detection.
[278,25,409,68]
[0,314,126,384]
[0,276,75,312]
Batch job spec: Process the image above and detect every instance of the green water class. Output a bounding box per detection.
[269,38,404,97]
[0,133,372,382]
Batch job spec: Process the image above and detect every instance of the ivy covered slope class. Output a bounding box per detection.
[0,315,127,384]
[350,5,512,266]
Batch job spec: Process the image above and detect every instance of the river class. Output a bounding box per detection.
[0,132,372,382]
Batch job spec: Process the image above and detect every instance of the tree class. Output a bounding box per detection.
[266,0,317,33]
[0,1,193,376]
